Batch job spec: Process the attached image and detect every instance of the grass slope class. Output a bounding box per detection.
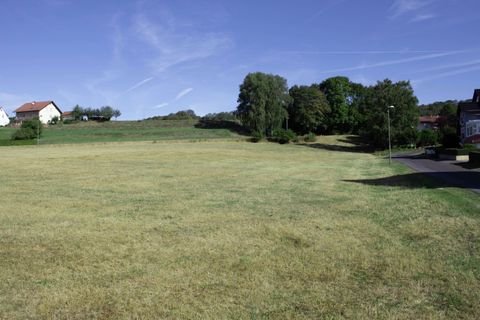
[1,137,479,319]
[0,120,241,146]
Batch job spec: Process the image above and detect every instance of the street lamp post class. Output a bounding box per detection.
[387,105,395,164]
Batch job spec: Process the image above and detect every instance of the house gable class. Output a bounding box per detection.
[474,89,480,104]
[15,101,63,124]
[0,107,9,126]
[15,101,62,114]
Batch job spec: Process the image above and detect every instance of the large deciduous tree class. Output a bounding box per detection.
[237,72,290,137]
[319,76,363,134]
[288,85,330,134]
[360,79,419,148]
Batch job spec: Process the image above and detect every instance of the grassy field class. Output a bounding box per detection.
[1,136,479,319]
[0,120,242,146]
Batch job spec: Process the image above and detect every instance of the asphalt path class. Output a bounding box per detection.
[394,152,480,194]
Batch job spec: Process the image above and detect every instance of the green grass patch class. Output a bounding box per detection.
[0,120,243,146]
[0,137,479,318]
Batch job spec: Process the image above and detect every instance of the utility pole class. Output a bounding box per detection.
[37,119,40,145]
[387,106,395,164]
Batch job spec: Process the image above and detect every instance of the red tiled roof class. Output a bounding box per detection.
[15,101,54,113]
[419,115,446,123]
[62,111,73,116]
[465,134,480,144]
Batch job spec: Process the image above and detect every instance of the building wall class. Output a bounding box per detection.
[417,122,435,131]
[0,109,9,126]
[16,111,40,122]
[39,103,61,124]
[460,112,480,142]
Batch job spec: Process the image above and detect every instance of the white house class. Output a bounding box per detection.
[0,107,9,126]
[15,101,62,124]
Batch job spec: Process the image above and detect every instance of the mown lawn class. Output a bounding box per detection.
[0,137,479,319]
[0,120,242,146]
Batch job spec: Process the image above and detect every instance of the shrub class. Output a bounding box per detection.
[271,129,296,144]
[440,126,458,148]
[11,119,42,140]
[417,129,438,146]
[395,127,418,147]
[21,119,43,135]
[463,144,477,151]
[11,128,36,140]
[49,116,59,125]
[250,131,263,143]
[304,132,317,142]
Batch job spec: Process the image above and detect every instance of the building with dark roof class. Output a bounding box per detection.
[458,89,480,145]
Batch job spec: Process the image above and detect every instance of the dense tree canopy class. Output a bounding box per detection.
[202,112,236,121]
[70,105,121,121]
[237,72,290,137]
[234,71,456,148]
[288,85,330,134]
[418,100,457,117]
[359,79,419,148]
[318,76,362,134]
[145,110,199,120]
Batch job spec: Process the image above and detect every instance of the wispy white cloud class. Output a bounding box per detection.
[153,103,169,109]
[318,51,461,74]
[411,59,480,74]
[84,13,125,103]
[150,87,193,109]
[133,14,233,73]
[42,0,71,7]
[410,13,436,22]
[0,92,32,113]
[279,49,450,55]
[390,0,432,18]
[175,88,193,100]
[349,75,376,86]
[412,65,480,84]
[125,77,154,93]
[306,0,348,22]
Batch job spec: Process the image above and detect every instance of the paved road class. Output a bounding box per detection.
[394,152,480,194]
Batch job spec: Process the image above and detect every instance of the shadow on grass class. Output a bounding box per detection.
[344,171,480,190]
[194,119,249,136]
[300,135,375,153]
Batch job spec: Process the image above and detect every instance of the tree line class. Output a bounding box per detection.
[144,109,199,121]
[417,100,458,147]
[72,105,121,121]
[236,72,421,148]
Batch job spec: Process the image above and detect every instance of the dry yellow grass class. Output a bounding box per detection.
[1,137,479,319]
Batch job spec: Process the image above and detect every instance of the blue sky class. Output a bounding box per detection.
[1,0,479,119]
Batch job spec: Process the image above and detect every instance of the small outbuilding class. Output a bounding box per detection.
[62,111,74,121]
[15,101,62,124]
[417,115,446,131]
